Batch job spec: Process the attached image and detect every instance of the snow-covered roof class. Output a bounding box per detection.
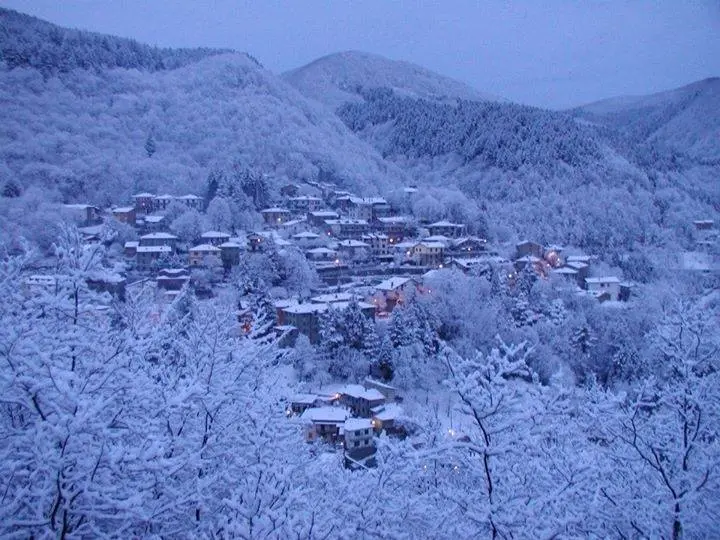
[144,215,165,223]
[201,231,231,238]
[291,393,319,405]
[293,231,320,239]
[566,262,588,270]
[585,276,620,284]
[307,247,338,254]
[377,216,409,224]
[375,277,414,292]
[349,196,387,205]
[415,241,446,249]
[552,267,578,275]
[159,268,188,276]
[371,403,403,421]
[273,298,298,309]
[157,275,189,282]
[309,210,339,217]
[140,232,178,240]
[124,241,139,248]
[453,236,487,246]
[344,418,373,432]
[283,303,329,315]
[132,192,155,198]
[113,206,134,213]
[289,195,322,201]
[337,240,370,248]
[325,219,369,225]
[310,292,354,304]
[341,384,385,401]
[189,244,221,252]
[156,194,175,200]
[300,407,350,424]
[219,241,242,248]
[177,194,201,200]
[261,207,290,213]
[566,255,593,262]
[424,235,451,244]
[429,220,464,228]
[136,245,171,253]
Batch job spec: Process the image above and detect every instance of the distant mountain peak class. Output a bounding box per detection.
[284,50,502,110]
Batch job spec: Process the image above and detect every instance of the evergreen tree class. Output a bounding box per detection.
[144,133,156,157]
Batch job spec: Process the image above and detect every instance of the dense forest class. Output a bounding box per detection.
[0,7,234,74]
[332,87,718,250]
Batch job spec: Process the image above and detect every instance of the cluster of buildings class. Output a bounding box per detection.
[287,378,404,468]
[510,240,632,302]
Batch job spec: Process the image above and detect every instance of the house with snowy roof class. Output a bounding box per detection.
[261,207,292,226]
[371,276,417,312]
[428,220,466,238]
[376,216,413,243]
[410,241,446,267]
[371,403,405,434]
[139,232,178,251]
[112,206,136,226]
[288,195,323,213]
[339,384,386,417]
[343,418,376,466]
[136,245,171,270]
[176,194,202,210]
[325,218,370,239]
[200,231,231,246]
[306,246,338,261]
[292,231,321,247]
[449,236,488,257]
[336,239,371,261]
[188,244,221,267]
[307,210,340,227]
[132,192,155,214]
[300,406,351,442]
[585,276,621,301]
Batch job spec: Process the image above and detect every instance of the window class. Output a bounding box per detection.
[354,441,359,448]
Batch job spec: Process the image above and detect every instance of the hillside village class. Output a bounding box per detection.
[22,180,719,467]
[2,5,720,537]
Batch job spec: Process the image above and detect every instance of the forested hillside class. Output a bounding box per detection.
[0,8,406,209]
[0,7,232,73]
[327,88,718,250]
[576,77,720,163]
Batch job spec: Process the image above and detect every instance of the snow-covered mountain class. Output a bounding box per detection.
[286,50,718,248]
[575,78,720,162]
[284,51,500,110]
[0,8,407,206]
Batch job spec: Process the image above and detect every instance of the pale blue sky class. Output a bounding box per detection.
[2,0,719,108]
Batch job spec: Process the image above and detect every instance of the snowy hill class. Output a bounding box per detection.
[283,51,500,110]
[0,7,232,73]
[0,9,407,205]
[576,78,720,162]
[334,87,718,249]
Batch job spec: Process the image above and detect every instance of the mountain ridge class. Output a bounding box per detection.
[283,50,501,110]
[0,13,408,208]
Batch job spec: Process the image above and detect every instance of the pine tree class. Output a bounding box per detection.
[144,133,156,157]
